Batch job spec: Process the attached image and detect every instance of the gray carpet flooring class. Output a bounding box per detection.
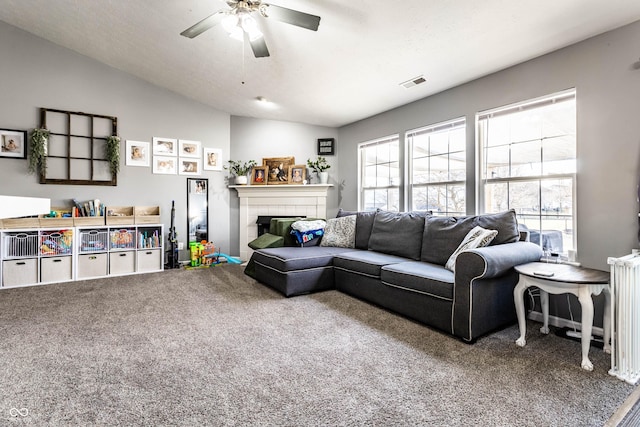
[0,265,633,426]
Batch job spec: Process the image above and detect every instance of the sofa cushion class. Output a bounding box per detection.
[421,210,520,265]
[336,209,377,250]
[444,226,498,272]
[367,210,428,260]
[333,250,408,278]
[381,261,454,301]
[320,215,356,248]
[253,246,357,272]
[248,233,284,250]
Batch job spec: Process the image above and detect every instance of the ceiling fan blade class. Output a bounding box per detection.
[250,36,270,58]
[262,4,320,31]
[180,10,226,38]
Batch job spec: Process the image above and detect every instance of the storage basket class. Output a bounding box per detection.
[74,216,105,226]
[134,206,161,224]
[39,207,74,227]
[106,206,134,225]
[2,217,40,229]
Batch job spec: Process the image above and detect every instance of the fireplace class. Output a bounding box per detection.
[231,184,332,261]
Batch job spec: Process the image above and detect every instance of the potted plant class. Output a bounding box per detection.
[105,135,121,176]
[28,128,50,175]
[307,156,331,184]
[225,159,257,185]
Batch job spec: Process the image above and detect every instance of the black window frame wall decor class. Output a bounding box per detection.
[317,138,335,156]
[39,107,118,186]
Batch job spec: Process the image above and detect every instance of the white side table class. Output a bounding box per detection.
[513,262,611,371]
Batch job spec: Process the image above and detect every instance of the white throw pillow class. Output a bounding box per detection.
[445,226,498,272]
[320,215,356,248]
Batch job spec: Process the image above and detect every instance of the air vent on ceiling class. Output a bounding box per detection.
[400,75,426,89]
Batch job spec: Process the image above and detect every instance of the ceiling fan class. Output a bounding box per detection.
[180,1,321,58]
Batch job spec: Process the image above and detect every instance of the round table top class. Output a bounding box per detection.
[515,262,609,284]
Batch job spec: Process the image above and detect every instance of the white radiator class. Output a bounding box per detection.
[608,254,640,384]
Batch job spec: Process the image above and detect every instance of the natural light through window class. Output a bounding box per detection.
[358,136,400,212]
[478,89,576,255]
[407,118,466,215]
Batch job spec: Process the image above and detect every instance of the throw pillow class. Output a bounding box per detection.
[336,208,377,250]
[320,215,356,248]
[421,210,519,265]
[444,226,499,272]
[367,210,428,260]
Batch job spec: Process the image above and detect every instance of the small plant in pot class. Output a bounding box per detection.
[307,156,331,184]
[225,160,257,185]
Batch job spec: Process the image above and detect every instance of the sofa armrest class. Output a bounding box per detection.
[451,241,543,341]
[455,241,543,280]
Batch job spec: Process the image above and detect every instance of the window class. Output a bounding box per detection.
[358,135,400,211]
[407,118,466,215]
[478,90,576,254]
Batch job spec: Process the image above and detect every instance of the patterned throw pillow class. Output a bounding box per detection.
[320,215,356,248]
[445,226,498,272]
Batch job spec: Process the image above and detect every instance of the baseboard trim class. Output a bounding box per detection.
[527,310,605,337]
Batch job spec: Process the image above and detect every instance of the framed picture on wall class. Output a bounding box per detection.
[203,147,223,171]
[179,158,201,176]
[125,140,150,167]
[153,156,177,175]
[0,129,27,159]
[317,138,335,156]
[152,137,177,156]
[179,140,201,158]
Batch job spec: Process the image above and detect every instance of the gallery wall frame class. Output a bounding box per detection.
[153,156,177,175]
[179,139,201,158]
[152,137,177,156]
[179,157,201,176]
[126,140,150,167]
[203,147,222,171]
[0,129,27,159]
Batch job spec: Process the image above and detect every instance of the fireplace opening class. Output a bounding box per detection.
[256,216,306,237]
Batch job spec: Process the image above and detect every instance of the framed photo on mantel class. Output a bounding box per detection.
[317,138,335,156]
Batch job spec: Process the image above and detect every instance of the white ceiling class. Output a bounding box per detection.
[1,0,640,128]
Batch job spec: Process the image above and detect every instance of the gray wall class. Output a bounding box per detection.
[228,116,339,255]
[0,21,231,257]
[338,19,640,272]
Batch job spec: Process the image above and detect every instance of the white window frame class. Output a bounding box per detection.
[477,89,577,254]
[358,135,401,212]
[407,117,466,215]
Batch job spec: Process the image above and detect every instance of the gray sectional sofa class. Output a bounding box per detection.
[247,209,542,342]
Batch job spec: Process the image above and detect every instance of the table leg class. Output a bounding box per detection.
[540,290,550,335]
[578,287,595,371]
[603,286,611,354]
[514,279,528,347]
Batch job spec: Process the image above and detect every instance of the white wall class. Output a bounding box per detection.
[228,116,339,255]
[0,21,231,256]
[338,20,640,272]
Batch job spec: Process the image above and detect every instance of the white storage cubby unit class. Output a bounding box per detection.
[0,224,163,288]
[1,227,74,288]
[76,224,163,280]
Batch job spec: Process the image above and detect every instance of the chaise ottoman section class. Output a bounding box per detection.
[252,246,357,297]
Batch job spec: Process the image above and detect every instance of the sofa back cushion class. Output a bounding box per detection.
[421,210,520,265]
[367,210,428,260]
[336,209,377,250]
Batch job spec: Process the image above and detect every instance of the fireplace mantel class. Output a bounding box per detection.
[231,184,332,261]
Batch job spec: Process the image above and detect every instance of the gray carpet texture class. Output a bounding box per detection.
[0,265,633,426]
